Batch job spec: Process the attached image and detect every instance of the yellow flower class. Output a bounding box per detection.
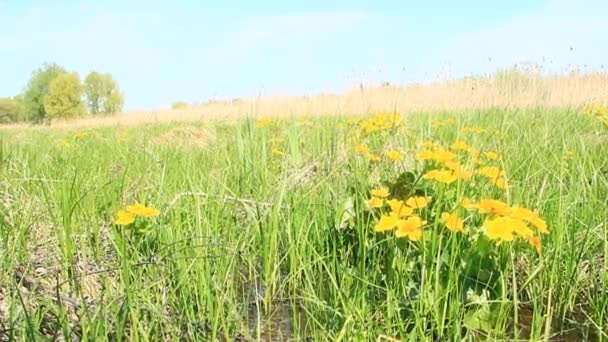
[371,187,390,198]
[355,144,370,153]
[441,212,466,233]
[422,140,435,149]
[527,236,541,252]
[510,206,548,234]
[395,216,426,241]
[114,210,135,226]
[478,199,511,216]
[416,149,435,161]
[255,117,274,128]
[460,197,477,210]
[126,204,160,218]
[483,217,517,242]
[374,214,400,232]
[422,169,457,184]
[271,148,284,156]
[383,150,403,161]
[432,148,457,163]
[405,196,432,209]
[367,197,384,209]
[484,151,500,160]
[450,140,470,151]
[475,166,502,180]
[364,152,381,161]
[387,199,414,218]
[494,177,508,189]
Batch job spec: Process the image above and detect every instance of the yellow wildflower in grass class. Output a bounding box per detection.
[442,161,473,180]
[527,236,541,252]
[422,140,435,149]
[416,149,435,161]
[374,214,400,232]
[364,152,381,161]
[355,144,370,153]
[395,216,426,241]
[450,140,470,151]
[387,199,414,218]
[478,199,511,216]
[469,148,481,163]
[114,210,135,226]
[383,150,403,161]
[475,166,502,180]
[371,187,390,198]
[483,151,500,160]
[460,197,477,210]
[432,148,457,163]
[510,206,548,234]
[493,177,508,189]
[462,126,487,134]
[483,217,517,242]
[405,196,432,209]
[367,197,384,209]
[422,169,457,184]
[268,137,285,144]
[562,150,575,161]
[271,148,284,156]
[454,168,473,181]
[255,117,274,128]
[441,212,466,233]
[127,204,160,218]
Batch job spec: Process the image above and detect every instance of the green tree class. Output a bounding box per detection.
[0,97,20,123]
[21,63,66,122]
[43,72,85,119]
[84,71,124,114]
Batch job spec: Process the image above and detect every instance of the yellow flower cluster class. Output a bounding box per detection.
[359,113,403,135]
[431,118,456,128]
[584,105,608,126]
[255,117,275,128]
[367,187,431,241]
[114,203,160,226]
[416,140,506,189]
[354,143,404,162]
[464,198,548,250]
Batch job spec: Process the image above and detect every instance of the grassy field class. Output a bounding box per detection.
[1,107,607,341]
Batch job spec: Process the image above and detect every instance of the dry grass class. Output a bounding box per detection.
[3,66,608,130]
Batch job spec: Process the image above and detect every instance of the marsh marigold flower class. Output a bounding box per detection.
[395,216,426,241]
[484,151,500,160]
[441,212,466,233]
[478,199,511,216]
[115,210,135,226]
[355,144,370,153]
[371,187,390,198]
[460,197,477,210]
[127,204,160,218]
[483,217,517,242]
[367,197,384,209]
[387,199,414,217]
[374,214,400,232]
[383,150,403,161]
[422,169,457,184]
[364,153,381,161]
[405,196,432,209]
[450,140,470,151]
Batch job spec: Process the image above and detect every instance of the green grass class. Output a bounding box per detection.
[0,108,607,341]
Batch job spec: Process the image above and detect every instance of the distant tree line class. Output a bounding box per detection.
[0,63,124,124]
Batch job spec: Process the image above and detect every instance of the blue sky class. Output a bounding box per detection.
[1,0,607,110]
